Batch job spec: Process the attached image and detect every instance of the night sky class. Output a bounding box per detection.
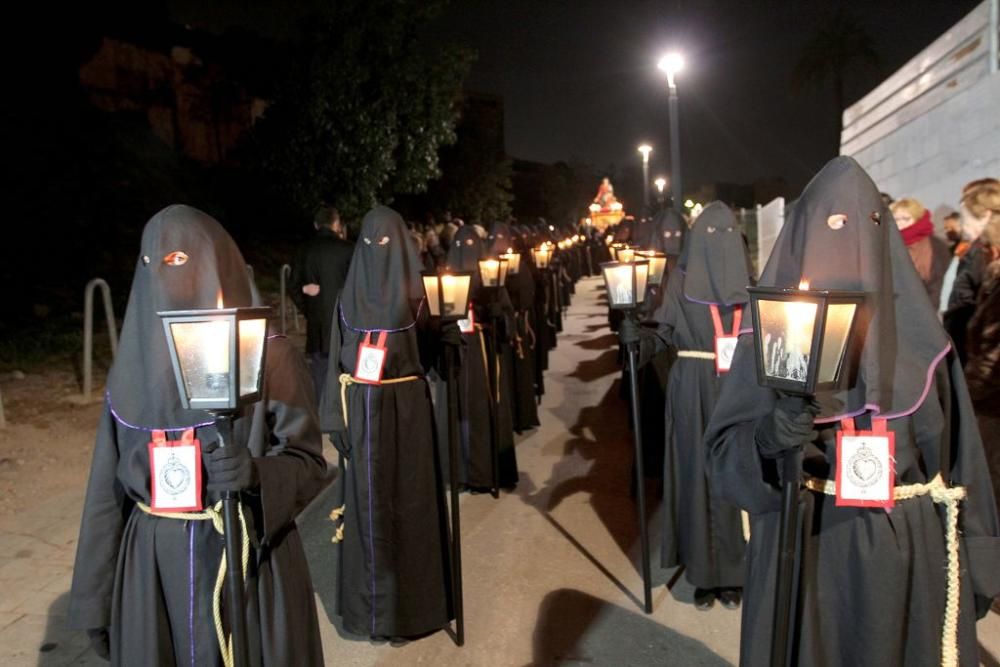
[169,0,982,196]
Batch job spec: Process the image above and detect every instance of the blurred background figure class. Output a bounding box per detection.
[889,197,950,307]
[289,205,355,401]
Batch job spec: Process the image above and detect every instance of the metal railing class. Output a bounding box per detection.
[82,278,118,401]
[279,264,302,334]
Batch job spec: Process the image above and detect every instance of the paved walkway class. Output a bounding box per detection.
[2,276,999,665]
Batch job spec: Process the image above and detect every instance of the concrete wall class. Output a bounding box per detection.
[841,0,1000,227]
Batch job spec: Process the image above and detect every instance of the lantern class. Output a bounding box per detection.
[747,283,866,395]
[500,248,521,275]
[600,260,650,309]
[533,246,553,269]
[159,307,270,412]
[616,246,636,263]
[478,257,509,287]
[635,251,668,288]
[421,270,473,321]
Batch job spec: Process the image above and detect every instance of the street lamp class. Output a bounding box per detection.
[158,304,271,667]
[420,269,474,646]
[658,52,684,212]
[638,144,652,214]
[599,259,653,614]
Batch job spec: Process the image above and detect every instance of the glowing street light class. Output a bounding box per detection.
[637,144,653,214]
[658,51,684,212]
[654,177,667,197]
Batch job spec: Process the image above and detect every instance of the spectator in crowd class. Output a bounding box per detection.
[890,197,950,307]
[424,227,446,267]
[289,205,355,400]
[965,190,1000,521]
[944,178,1000,362]
[944,211,962,253]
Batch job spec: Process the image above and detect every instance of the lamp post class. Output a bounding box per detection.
[638,144,652,215]
[658,52,684,212]
[747,282,865,667]
[420,269,473,646]
[599,260,655,614]
[158,305,271,667]
[478,258,510,498]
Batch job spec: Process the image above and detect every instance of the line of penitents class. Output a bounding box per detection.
[66,198,586,664]
[65,156,999,666]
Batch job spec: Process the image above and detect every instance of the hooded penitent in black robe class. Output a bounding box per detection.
[634,208,688,486]
[490,223,541,432]
[652,202,750,590]
[447,225,519,488]
[68,205,327,666]
[705,157,1000,666]
[320,206,453,638]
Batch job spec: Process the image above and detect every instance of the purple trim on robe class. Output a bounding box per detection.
[106,392,215,433]
[365,384,376,635]
[339,299,426,334]
[188,522,196,667]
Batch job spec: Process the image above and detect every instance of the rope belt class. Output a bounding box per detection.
[677,350,716,360]
[523,310,537,351]
[338,373,421,428]
[804,473,967,667]
[137,501,250,667]
[329,503,346,544]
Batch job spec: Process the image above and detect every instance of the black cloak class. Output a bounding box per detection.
[705,157,1000,666]
[320,205,453,638]
[490,223,541,431]
[446,225,519,487]
[68,205,327,666]
[652,202,750,590]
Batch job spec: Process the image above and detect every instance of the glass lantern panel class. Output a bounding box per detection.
[498,259,509,286]
[169,319,232,401]
[603,264,635,307]
[238,318,267,397]
[422,275,441,316]
[441,274,470,316]
[817,303,857,383]
[618,247,635,263]
[757,299,817,383]
[635,263,649,303]
[480,260,500,286]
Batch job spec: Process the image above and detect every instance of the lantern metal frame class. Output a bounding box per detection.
[635,251,668,288]
[747,286,866,396]
[421,270,474,322]
[478,257,509,288]
[532,246,553,270]
[500,249,521,275]
[158,306,271,412]
[600,260,650,310]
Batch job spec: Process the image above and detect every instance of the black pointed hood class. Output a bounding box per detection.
[758,156,950,421]
[341,205,423,331]
[649,208,686,256]
[680,202,751,306]
[447,224,486,272]
[107,205,259,430]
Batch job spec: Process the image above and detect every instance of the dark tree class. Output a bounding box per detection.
[250,0,472,224]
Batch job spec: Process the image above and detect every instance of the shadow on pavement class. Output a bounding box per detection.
[566,349,620,382]
[527,588,731,667]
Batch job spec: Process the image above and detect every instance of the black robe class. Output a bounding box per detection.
[320,206,453,638]
[68,205,326,666]
[651,203,750,589]
[705,157,1000,666]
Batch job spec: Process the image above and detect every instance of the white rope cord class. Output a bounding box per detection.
[804,473,966,667]
[676,350,716,360]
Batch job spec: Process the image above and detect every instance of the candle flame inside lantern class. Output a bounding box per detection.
[799,280,810,290]
[217,291,225,308]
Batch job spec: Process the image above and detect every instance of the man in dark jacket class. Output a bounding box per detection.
[945,179,998,363]
[289,205,354,400]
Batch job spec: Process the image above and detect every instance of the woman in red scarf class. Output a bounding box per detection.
[891,198,951,307]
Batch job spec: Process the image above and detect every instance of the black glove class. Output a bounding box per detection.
[486,301,504,320]
[87,628,110,661]
[330,430,351,460]
[440,321,464,347]
[754,393,820,459]
[203,441,257,493]
[618,317,643,347]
